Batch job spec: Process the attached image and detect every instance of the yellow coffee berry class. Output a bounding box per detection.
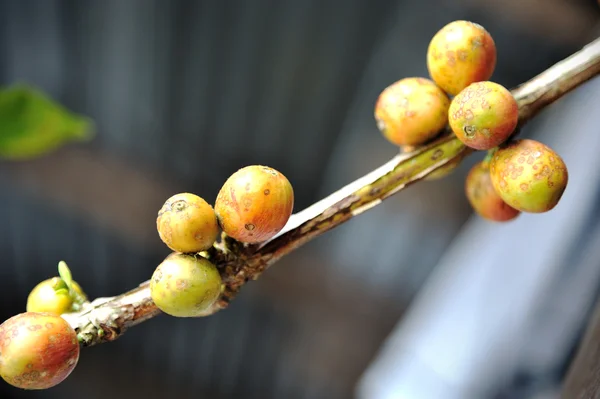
[150,253,223,317]
[490,139,568,213]
[215,165,294,243]
[26,277,86,315]
[157,193,219,253]
[427,20,497,96]
[375,77,450,146]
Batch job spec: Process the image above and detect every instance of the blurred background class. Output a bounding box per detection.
[0,1,599,398]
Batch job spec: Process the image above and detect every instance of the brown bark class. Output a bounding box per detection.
[62,37,600,347]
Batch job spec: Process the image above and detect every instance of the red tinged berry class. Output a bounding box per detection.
[465,161,520,222]
[0,312,80,390]
[449,81,518,150]
[215,165,294,243]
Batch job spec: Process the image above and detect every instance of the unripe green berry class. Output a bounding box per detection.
[449,81,518,150]
[0,312,80,390]
[465,161,520,222]
[490,139,568,213]
[215,165,294,243]
[157,193,219,253]
[374,77,450,146]
[26,277,86,315]
[427,20,497,96]
[150,253,223,317]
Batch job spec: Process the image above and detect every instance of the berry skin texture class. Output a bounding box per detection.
[157,193,220,253]
[26,277,86,315]
[150,253,223,317]
[465,161,520,222]
[490,139,569,213]
[215,165,294,243]
[0,312,80,390]
[374,77,450,147]
[427,20,497,96]
[449,81,518,150]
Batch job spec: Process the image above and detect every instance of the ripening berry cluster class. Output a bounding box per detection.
[0,20,572,393]
[0,262,86,390]
[150,165,294,318]
[0,166,294,392]
[374,20,569,222]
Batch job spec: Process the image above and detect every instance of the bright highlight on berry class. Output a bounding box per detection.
[374,77,449,147]
[26,261,87,315]
[215,165,294,243]
[26,277,86,315]
[427,20,497,96]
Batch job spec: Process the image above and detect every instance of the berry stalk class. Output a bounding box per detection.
[62,36,600,347]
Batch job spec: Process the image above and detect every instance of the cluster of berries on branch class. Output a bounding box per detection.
[0,165,294,390]
[0,19,574,392]
[374,20,568,222]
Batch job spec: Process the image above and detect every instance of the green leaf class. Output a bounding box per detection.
[0,83,94,160]
[57,260,88,308]
[58,260,74,291]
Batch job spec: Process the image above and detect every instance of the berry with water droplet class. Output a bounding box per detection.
[465,161,520,221]
[157,193,220,253]
[427,20,497,96]
[0,312,80,390]
[374,77,450,146]
[449,81,518,150]
[490,139,568,213]
[150,253,223,317]
[215,165,294,243]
